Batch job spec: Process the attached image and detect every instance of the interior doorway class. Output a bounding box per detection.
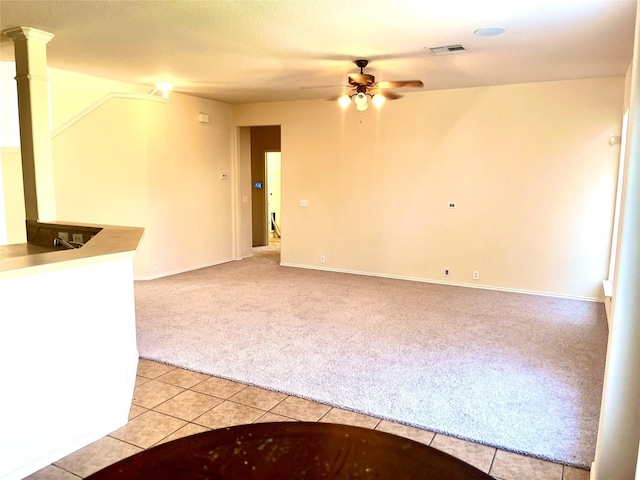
[266,151,281,247]
[248,125,281,253]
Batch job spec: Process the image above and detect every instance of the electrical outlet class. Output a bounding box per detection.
[473,271,480,280]
[72,233,83,244]
[58,232,69,241]
[153,263,159,271]
[444,268,450,277]
[320,255,325,264]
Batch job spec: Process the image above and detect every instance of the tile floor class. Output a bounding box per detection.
[26,359,590,480]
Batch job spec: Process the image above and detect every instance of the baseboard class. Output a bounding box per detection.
[135,258,236,280]
[136,259,604,302]
[1,417,128,480]
[280,262,605,303]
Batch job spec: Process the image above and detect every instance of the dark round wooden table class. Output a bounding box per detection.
[86,422,494,479]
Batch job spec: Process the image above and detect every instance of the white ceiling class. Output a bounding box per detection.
[0,0,637,105]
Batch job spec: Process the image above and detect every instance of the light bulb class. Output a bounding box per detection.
[338,94,351,108]
[372,95,385,108]
[156,81,173,98]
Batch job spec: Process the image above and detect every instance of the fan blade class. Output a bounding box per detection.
[374,80,424,89]
[300,84,350,90]
[370,89,402,100]
[327,93,351,101]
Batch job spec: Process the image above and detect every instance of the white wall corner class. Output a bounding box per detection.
[603,280,613,328]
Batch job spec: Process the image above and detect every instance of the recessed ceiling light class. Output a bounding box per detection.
[474,27,506,37]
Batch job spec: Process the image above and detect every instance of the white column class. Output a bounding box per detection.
[591,2,640,478]
[3,26,56,222]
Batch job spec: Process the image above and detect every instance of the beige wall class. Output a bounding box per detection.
[145,93,234,277]
[0,63,151,246]
[52,97,151,273]
[1,63,625,298]
[52,89,234,278]
[0,62,20,147]
[236,127,252,258]
[1,64,234,279]
[48,67,149,131]
[0,147,26,243]
[234,77,624,300]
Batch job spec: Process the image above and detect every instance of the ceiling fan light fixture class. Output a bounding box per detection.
[338,94,351,108]
[328,59,421,113]
[372,94,385,108]
[354,92,368,111]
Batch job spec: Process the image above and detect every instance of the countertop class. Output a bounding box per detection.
[0,221,144,278]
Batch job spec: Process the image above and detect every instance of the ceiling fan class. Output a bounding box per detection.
[338,59,424,111]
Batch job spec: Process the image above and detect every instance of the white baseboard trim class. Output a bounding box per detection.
[135,257,236,281]
[280,262,604,303]
[2,417,127,480]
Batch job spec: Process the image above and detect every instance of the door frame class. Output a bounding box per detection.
[264,150,281,245]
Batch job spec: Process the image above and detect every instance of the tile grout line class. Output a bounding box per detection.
[486,448,498,476]
[36,359,587,480]
[105,433,147,451]
[50,462,83,479]
[141,367,583,479]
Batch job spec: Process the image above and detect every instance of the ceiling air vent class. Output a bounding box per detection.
[428,44,468,56]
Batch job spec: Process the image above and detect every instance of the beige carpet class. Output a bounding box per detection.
[134,246,608,468]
